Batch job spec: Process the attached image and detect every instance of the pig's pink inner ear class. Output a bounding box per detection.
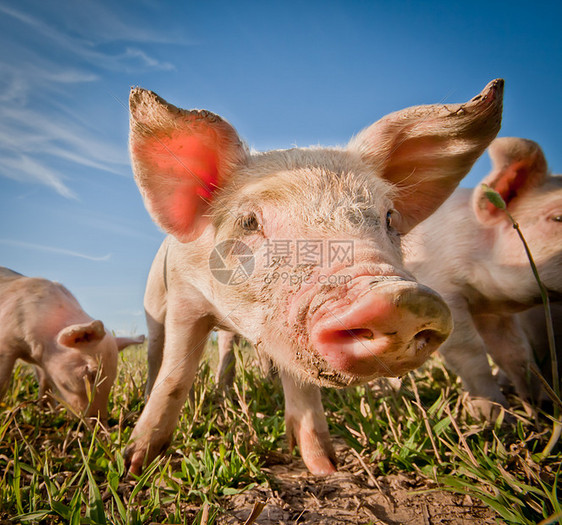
[473,137,548,225]
[129,88,248,242]
[348,79,503,233]
[57,320,106,348]
[132,131,220,238]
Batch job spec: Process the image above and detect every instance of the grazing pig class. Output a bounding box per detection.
[0,267,143,419]
[125,80,503,475]
[405,137,562,417]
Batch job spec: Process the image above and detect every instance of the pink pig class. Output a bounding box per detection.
[0,267,143,419]
[125,80,503,475]
[405,137,562,417]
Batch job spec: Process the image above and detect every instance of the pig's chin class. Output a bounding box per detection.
[288,343,421,389]
[296,358,385,388]
[258,332,409,389]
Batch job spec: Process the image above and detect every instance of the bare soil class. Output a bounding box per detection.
[216,443,499,525]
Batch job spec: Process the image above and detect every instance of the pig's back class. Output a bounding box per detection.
[0,268,29,341]
[0,268,84,332]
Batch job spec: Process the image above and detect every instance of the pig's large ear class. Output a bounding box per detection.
[129,88,249,242]
[114,334,145,352]
[57,320,106,348]
[348,79,503,233]
[472,137,548,225]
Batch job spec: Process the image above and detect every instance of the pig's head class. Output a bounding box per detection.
[472,137,562,305]
[46,321,143,419]
[130,80,503,387]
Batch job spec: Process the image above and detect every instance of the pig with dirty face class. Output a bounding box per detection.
[405,137,562,417]
[0,268,143,420]
[125,80,503,475]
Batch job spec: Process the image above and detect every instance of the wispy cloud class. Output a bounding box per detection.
[0,154,77,199]
[0,239,112,261]
[121,47,175,71]
[0,102,130,196]
[48,0,192,46]
[0,3,176,73]
[0,105,129,173]
[0,59,99,108]
[0,1,181,198]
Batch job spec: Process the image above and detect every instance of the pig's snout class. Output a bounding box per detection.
[309,278,452,379]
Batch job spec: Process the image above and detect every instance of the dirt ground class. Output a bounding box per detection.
[216,443,499,525]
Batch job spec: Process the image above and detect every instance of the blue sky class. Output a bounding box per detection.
[1,1,561,335]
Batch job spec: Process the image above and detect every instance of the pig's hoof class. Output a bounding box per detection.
[123,444,149,476]
[291,427,338,476]
[304,454,338,476]
[123,436,172,477]
[465,396,513,424]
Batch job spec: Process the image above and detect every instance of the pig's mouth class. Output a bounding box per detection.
[287,275,452,387]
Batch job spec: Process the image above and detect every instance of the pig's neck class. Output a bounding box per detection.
[463,222,542,313]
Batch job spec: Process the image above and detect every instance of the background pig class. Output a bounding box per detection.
[125,80,503,475]
[405,138,562,417]
[216,330,240,388]
[0,267,143,419]
[215,330,272,390]
[518,304,562,390]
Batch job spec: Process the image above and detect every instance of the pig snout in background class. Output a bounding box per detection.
[125,79,503,476]
[518,304,562,392]
[405,137,562,419]
[0,267,144,420]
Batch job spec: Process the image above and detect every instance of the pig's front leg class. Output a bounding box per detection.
[216,330,239,390]
[474,313,538,402]
[35,367,51,397]
[125,311,212,475]
[34,366,57,408]
[0,350,18,400]
[438,298,508,419]
[145,311,165,398]
[280,371,336,475]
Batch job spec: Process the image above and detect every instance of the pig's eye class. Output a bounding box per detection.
[385,209,402,234]
[552,215,562,222]
[239,212,261,233]
[385,210,394,229]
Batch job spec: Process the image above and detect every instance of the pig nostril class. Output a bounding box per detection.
[413,329,442,352]
[342,328,374,340]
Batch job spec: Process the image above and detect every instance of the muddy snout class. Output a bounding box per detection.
[309,277,452,380]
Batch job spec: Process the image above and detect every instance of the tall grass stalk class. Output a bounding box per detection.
[482,184,561,457]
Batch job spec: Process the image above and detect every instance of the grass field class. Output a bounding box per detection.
[0,340,561,524]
